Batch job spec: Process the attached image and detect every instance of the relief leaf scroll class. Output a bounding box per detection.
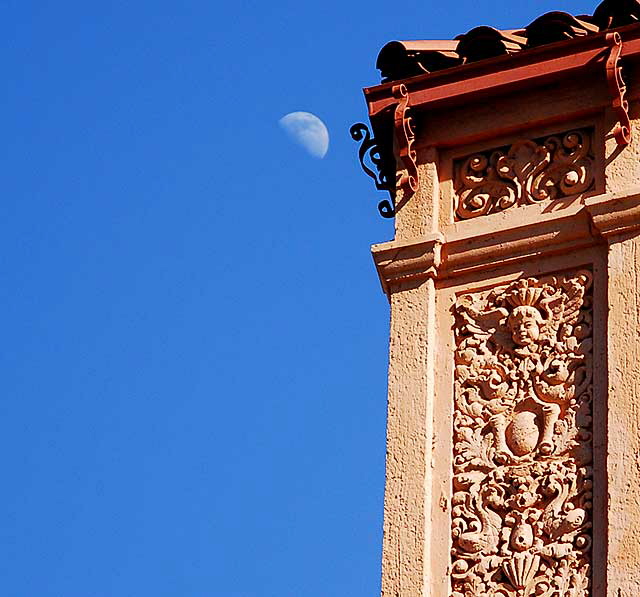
[451,270,594,597]
[454,129,595,220]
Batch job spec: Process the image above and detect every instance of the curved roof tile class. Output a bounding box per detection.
[456,26,526,63]
[525,12,598,48]
[593,0,640,30]
[376,41,461,83]
[376,0,639,83]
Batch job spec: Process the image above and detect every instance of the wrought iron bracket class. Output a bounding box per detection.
[351,84,419,218]
[605,31,632,147]
[392,84,419,197]
[350,122,396,218]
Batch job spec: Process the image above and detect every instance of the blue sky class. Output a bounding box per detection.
[2,1,594,595]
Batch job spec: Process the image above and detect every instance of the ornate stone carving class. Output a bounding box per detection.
[451,270,593,597]
[454,130,595,220]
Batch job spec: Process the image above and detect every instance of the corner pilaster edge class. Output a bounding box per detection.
[372,233,444,297]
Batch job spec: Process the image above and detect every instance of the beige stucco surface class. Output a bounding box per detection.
[605,234,640,593]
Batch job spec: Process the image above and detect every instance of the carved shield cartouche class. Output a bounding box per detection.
[451,271,593,597]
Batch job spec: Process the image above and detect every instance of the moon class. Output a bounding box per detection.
[279,112,329,159]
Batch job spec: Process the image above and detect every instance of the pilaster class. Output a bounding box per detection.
[357,9,640,597]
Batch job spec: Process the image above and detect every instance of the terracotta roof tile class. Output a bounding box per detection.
[525,12,598,48]
[456,26,527,63]
[376,0,639,82]
[593,0,640,29]
[376,41,461,82]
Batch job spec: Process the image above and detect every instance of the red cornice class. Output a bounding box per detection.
[364,23,640,118]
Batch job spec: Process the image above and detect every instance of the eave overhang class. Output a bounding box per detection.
[364,22,640,121]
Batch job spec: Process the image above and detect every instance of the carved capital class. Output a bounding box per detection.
[585,190,640,239]
[372,234,443,295]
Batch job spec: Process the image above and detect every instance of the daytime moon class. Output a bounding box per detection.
[279,112,329,159]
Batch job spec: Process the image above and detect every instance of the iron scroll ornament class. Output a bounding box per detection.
[350,122,396,218]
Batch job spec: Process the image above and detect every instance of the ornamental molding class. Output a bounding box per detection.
[451,270,594,596]
[372,190,640,294]
[454,130,595,221]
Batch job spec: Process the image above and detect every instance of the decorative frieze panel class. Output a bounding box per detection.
[451,270,594,597]
[454,130,595,220]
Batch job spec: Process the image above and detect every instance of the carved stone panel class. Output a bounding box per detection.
[450,271,594,597]
[454,129,595,220]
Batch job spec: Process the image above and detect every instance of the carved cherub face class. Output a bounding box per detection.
[508,306,543,346]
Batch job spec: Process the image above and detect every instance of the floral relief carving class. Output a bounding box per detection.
[450,270,594,597]
[454,129,595,220]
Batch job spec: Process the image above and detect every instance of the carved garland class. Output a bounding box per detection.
[451,271,593,597]
[454,129,595,220]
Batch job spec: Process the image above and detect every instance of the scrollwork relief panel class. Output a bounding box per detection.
[454,129,595,220]
[450,270,594,597]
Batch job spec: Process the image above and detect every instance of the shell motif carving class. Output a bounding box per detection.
[454,129,595,220]
[451,270,593,597]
